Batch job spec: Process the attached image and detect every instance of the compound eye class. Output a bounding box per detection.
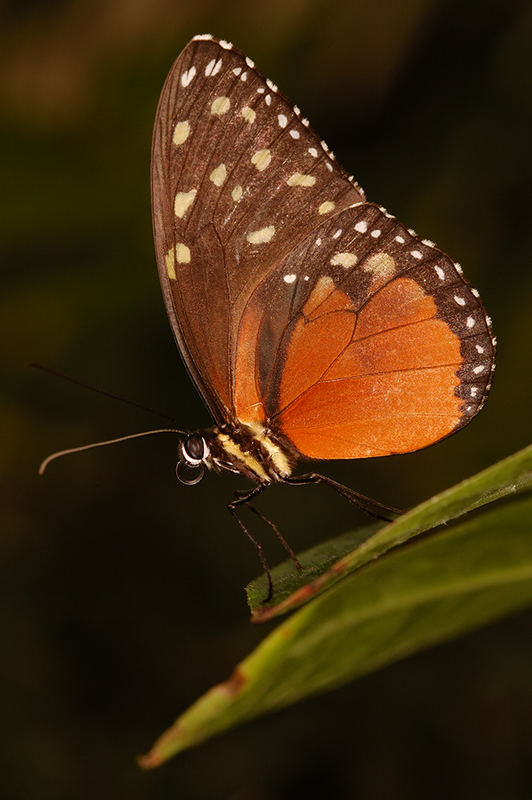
[184,434,204,462]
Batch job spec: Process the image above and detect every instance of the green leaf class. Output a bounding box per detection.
[139,490,532,767]
[248,444,532,621]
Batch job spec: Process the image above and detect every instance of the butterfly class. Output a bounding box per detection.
[149,34,496,596]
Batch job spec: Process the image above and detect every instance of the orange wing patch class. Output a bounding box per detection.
[278,277,464,459]
[279,277,356,410]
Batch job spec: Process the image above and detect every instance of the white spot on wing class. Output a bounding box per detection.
[174,188,197,219]
[454,295,466,306]
[411,250,423,260]
[251,149,271,171]
[434,265,445,280]
[165,247,175,280]
[205,58,222,76]
[289,129,300,139]
[287,172,316,187]
[466,316,475,329]
[209,163,227,186]
[354,221,367,233]
[247,225,275,244]
[283,273,297,284]
[172,120,190,146]
[308,147,318,157]
[278,113,288,128]
[211,96,230,115]
[331,252,357,268]
[241,105,256,124]
[175,243,191,264]
[181,66,196,87]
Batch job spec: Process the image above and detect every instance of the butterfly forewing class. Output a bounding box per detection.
[152,35,364,423]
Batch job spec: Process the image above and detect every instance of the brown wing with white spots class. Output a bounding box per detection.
[151,34,364,423]
[231,203,495,458]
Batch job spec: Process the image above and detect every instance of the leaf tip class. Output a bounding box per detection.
[137,749,164,770]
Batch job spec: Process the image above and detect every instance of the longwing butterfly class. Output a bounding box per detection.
[45,35,496,599]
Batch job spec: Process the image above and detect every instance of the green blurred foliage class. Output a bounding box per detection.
[1,1,531,798]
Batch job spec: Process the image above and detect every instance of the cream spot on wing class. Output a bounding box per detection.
[211,96,230,115]
[265,94,272,106]
[232,184,243,202]
[286,172,316,187]
[247,225,275,244]
[283,273,297,284]
[289,129,300,139]
[165,247,175,280]
[209,163,227,186]
[318,201,335,214]
[251,149,271,171]
[354,221,367,233]
[175,243,191,263]
[241,105,256,124]
[181,66,196,87]
[363,252,396,281]
[233,66,242,76]
[246,57,254,68]
[278,113,288,128]
[434,265,445,280]
[411,249,423,260]
[219,39,232,49]
[174,188,197,218]
[172,121,190,146]
[205,58,222,76]
[395,235,405,243]
[330,252,357,268]
[308,147,318,157]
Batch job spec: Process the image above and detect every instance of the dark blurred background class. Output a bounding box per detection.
[2,0,532,798]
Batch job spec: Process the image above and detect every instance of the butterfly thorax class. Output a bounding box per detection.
[178,424,295,485]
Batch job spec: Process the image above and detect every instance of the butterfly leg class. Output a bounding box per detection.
[243,503,302,571]
[283,473,403,522]
[228,484,274,601]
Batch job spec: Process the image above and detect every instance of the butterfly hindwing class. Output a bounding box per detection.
[231,203,495,457]
[152,35,364,424]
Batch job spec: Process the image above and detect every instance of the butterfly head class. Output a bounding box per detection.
[176,433,211,485]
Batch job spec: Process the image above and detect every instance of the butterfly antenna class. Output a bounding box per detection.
[27,362,176,422]
[38,428,187,475]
